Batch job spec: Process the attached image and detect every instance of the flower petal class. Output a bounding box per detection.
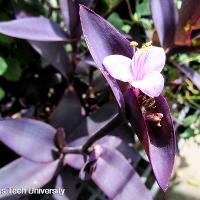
[132,46,165,80]
[103,55,133,82]
[131,72,164,97]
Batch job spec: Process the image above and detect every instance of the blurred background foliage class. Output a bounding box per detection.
[0,0,199,140]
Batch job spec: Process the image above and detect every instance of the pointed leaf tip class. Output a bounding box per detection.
[150,0,177,48]
[0,17,68,41]
[80,5,133,109]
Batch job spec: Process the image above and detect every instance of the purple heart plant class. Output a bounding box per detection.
[79,5,176,192]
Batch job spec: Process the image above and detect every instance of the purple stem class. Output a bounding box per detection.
[62,146,83,154]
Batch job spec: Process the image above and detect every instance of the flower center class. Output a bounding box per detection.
[130,41,152,55]
[137,41,152,55]
[138,92,163,127]
[130,41,152,80]
[144,112,163,127]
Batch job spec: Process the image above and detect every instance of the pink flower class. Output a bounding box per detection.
[103,42,166,97]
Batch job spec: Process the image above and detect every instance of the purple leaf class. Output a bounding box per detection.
[50,87,83,135]
[91,147,152,200]
[124,89,176,191]
[29,41,70,79]
[0,118,57,162]
[54,166,84,200]
[150,0,177,48]
[60,0,81,38]
[98,135,141,165]
[76,60,90,76]
[91,70,108,92]
[66,102,119,142]
[172,61,200,90]
[60,0,93,38]
[0,17,68,41]
[0,158,59,198]
[64,153,84,170]
[15,11,70,80]
[84,54,97,68]
[175,0,200,46]
[80,5,133,109]
[110,123,135,144]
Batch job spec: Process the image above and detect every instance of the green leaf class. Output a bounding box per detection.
[136,0,150,17]
[104,0,119,9]
[177,54,189,63]
[182,114,198,127]
[65,44,72,53]
[0,56,8,76]
[164,64,180,82]
[49,0,58,7]
[0,34,13,46]
[176,53,200,64]
[176,0,182,10]
[0,87,5,101]
[180,128,195,139]
[14,41,35,65]
[121,25,131,33]
[108,13,131,33]
[108,13,124,30]
[17,0,46,16]
[3,59,22,82]
[132,13,141,23]
[141,18,153,32]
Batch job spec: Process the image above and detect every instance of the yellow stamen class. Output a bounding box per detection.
[142,41,152,47]
[137,47,149,55]
[130,41,138,47]
[135,41,152,55]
